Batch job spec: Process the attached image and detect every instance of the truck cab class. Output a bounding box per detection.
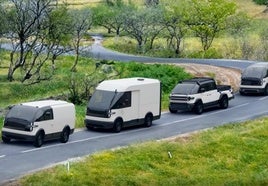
[169,77,234,114]
[239,62,268,95]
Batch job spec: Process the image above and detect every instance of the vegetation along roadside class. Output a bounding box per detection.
[10,117,268,185]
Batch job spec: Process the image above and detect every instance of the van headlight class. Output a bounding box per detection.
[25,123,34,131]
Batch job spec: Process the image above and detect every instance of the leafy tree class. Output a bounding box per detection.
[4,0,73,83]
[163,0,188,56]
[252,0,268,5]
[46,4,73,71]
[122,6,165,53]
[185,0,236,52]
[92,1,126,35]
[0,1,8,37]
[69,8,92,72]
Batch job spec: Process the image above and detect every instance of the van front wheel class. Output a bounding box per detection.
[113,120,122,133]
[60,128,70,143]
[34,131,44,147]
[2,136,11,143]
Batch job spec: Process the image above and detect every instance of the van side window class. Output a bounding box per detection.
[113,92,131,109]
[36,109,53,121]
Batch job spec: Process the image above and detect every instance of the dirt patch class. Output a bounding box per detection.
[176,63,241,92]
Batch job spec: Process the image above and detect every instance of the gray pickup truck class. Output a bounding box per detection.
[169,77,234,114]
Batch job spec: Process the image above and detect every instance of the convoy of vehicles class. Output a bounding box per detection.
[1,61,268,145]
[1,100,75,147]
[169,77,234,114]
[84,78,161,132]
[239,62,268,95]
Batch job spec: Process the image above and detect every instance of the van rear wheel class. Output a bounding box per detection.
[34,131,44,147]
[113,120,122,133]
[144,115,152,127]
[60,128,70,143]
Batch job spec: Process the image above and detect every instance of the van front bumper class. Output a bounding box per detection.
[2,131,35,141]
[84,119,114,129]
[239,87,265,94]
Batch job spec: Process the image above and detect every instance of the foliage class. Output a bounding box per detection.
[252,0,268,5]
[184,0,236,51]
[19,117,268,185]
[116,62,191,94]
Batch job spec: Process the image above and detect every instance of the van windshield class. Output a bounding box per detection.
[6,105,38,122]
[88,90,123,111]
[242,67,266,79]
[172,83,199,95]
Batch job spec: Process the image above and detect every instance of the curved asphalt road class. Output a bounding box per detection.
[0,37,267,184]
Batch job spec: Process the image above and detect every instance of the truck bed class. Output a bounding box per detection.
[217,85,231,92]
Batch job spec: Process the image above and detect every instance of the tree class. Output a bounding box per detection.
[46,4,73,71]
[185,0,236,52]
[163,0,188,56]
[4,0,73,83]
[0,2,8,37]
[252,0,268,5]
[122,6,165,53]
[92,1,126,35]
[69,8,92,72]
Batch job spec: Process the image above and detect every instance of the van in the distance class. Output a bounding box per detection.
[239,62,268,95]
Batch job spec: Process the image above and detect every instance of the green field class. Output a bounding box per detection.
[16,117,268,185]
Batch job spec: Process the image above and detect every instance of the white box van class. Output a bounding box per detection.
[1,100,75,147]
[239,62,268,95]
[85,78,161,132]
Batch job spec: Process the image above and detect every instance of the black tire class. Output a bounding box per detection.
[2,136,11,143]
[169,106,177,113]
[239,91,245,96]
[219,96,229,109]
[34,131,44,148]
[60,128,70,143]
[144,115,153,128]
[264,85,268,96]
[86,125,94,131]
[113,119,122,133]
[194,101,203,114]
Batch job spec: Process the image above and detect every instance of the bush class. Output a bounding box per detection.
[116,62,192,94]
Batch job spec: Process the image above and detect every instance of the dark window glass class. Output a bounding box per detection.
[112,92,131,109]
[36,109,53,121]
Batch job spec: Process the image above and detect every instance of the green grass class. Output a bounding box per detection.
[17,117,268,185]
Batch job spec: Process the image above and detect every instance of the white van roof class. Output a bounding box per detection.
[250,62,268,68]
[22,100,70,108]
[97,78,160,92]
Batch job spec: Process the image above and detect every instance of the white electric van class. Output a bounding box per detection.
[85,78,161,132]
[1,100,75,147]
[239,62,268,95]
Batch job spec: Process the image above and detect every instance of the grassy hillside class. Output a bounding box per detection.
[61,0,268,19]
[17,117,268,185]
